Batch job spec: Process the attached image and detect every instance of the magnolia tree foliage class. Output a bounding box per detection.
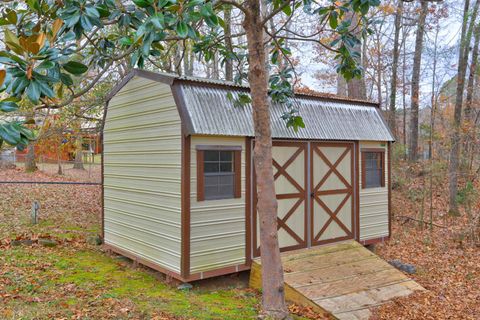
[0,0,379,148]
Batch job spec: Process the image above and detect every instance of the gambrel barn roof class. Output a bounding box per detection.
[107,69,395,142]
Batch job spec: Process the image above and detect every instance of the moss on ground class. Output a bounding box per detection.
[0,246,259,319]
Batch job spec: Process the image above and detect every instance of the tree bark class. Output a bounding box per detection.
[449,0,479,213]
[408,0,428,161]
[243,0,288,318]
[347,12,367,100]
[73,136,85,170]
[224,6,234,81]
[465,22,480,119]
[25,143,37,172]
[428,26,439,160]
[337,75,347,96]
[402,24,407,161]
[389,0,403,137]
[463,20,480,167]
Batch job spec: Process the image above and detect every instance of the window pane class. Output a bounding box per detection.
[204,162,219,173]
[366,169,381,187]
[204,186,218,199]
[364,152,383,188]
[204,175,219,187]
[202,148,237,200]
[220,151,233,161]
[217,183,234,198]
[218,174,234,186]
[220,162,233,172]
[205,150,219,161]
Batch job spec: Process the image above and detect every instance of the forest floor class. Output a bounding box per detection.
[373,161,480,320]
[0,167,316,320]
[1,161,479,319]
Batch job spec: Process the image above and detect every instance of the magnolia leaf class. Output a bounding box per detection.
[26,80,41,102]
[4,29,24,55]
[52,18,63,41]
[0,101,18,112]
[176,21,188,38]
[35,32,46,50]
[0,70,5,87]
[62,61,88,75]
[60,73,74,86]
[0,124,20,145]
[6,10,17,25]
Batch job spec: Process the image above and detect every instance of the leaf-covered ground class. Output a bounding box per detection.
[3,161,478,319]
[373,162,480,320]
[0,167,261,320]
[0,166,318,320]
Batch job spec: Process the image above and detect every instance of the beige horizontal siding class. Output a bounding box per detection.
[189,136,246,274]
[104,76,182,274]
[359,141,389,241]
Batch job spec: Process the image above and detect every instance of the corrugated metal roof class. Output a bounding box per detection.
[177,83,395,141]
[107,69,394,141]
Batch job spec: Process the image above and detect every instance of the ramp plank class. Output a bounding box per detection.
[250,240,424,320]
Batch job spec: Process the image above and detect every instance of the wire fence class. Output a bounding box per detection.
[1,151,102,184]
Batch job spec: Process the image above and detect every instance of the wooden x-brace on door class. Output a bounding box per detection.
[310,142,354,245]
[253,141,308,256]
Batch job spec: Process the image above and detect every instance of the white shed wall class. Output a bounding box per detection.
[190,136,246,274]
[103,76,182,273]
[359,141,389,241]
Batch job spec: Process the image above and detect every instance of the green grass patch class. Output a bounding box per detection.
[1,247,259,319]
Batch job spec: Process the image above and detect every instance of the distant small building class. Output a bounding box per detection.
[102,69,395,282]
[0,148,16,168]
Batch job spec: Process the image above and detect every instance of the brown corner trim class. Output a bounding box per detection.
[355,141,360,241]
[181,134,191,279]
[196,149,205,202]
[388,142,392,239]
[245,137,252,266]
[100,101,109,240]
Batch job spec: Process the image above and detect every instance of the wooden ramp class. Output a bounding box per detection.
[249,241,424,320]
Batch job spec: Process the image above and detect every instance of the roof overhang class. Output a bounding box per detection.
[106,69,395,142]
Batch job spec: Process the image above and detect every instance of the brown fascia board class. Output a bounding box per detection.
[106,68,380,108]
[105,69,176,102]
[105,69,392,140]
[171,81,195,136]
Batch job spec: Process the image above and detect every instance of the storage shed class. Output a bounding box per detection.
[102,69,395,282]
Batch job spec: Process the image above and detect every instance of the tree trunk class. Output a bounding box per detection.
[25,143,37,172]
[243,0,288,318]
[224,6,234,81]
[347,12,367,100]
[465,23,480,119]
[408,0,428,161]
[73,136,85,170]
[449,0,479,214]
[337,75,347,96]
[402,25,407,161]
[428,26,439,160]
[463,20,480,165]
[388,0,403,136]
[174,44,182,75]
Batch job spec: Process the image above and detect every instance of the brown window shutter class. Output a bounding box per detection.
[234,150,242,198]
[381,152,386,188]
[197,150,205,201]
[361,151,366,189]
